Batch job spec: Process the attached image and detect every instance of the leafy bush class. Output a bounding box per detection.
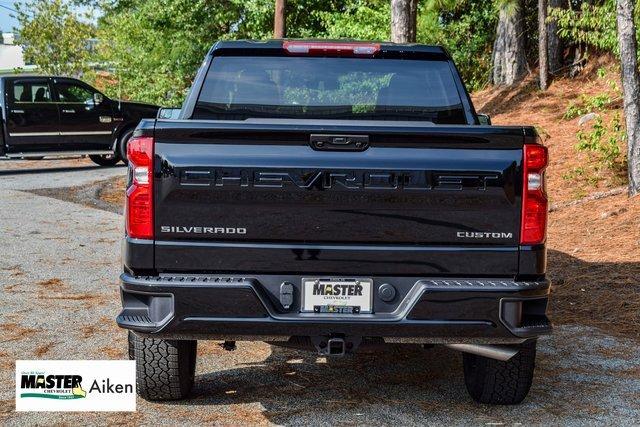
[576,114,624,171]
[549,0,640,55]
[564,93,613,119]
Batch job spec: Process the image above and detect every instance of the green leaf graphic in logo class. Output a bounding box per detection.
[20,393,85,399]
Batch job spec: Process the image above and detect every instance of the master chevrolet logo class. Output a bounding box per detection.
[20,374,86,400]
[313,283,364,296]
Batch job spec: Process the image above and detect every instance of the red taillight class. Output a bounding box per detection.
[283,41,380,56]
[520,144,548,245]
[126,136,154,239]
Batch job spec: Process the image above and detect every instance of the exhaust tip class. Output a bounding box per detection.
[444,343,519,361]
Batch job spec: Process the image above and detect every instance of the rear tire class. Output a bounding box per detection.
[462,340,537,405]
[129,332,197,401]
[118,128,135,164]
[89,153,120,166]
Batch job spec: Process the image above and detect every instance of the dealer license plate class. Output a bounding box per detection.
[302,278,373,314]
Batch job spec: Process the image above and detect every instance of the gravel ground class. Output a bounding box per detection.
[1,159,639,425]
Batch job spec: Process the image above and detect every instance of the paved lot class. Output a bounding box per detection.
[1,159,639,425]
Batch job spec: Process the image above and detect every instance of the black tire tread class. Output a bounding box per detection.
[130,333,197,401]
[463,340,536,405]
[127,331,135,360]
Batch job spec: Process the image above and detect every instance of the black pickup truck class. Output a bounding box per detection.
[118,40,551,405]
[0,75,159,165]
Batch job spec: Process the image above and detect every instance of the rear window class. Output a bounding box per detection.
[12,81,52,103]
[193,56,466,124]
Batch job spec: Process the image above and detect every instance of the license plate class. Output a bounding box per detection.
[301,278,373,314]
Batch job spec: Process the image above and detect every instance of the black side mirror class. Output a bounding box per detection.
[93,93,104,105]
[477,113,492,125]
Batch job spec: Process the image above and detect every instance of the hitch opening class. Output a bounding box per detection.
[327,338,346,356]
[312,336,361,356]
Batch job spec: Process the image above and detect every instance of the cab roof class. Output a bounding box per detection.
[208,39,451,60]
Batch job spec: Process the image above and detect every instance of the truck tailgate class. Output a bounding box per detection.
[152,121,524,276]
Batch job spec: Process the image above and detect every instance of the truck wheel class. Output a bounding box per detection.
[89,153,120,167]
[129,332,197,401]
[118,128,135,164]
[462,340,536,405]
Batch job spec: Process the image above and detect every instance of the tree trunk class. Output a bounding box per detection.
[547,0,564,74]
[391,0,418,43]
[539,0,549,90]
[616,0,640,196]
[274,0,286,39]
[492,0,527,86]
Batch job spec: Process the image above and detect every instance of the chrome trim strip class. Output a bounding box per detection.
[60,131,112,136]
[8,132,59,137]
[155,240,518,252]
[9,131,113,137]
[5,150,113,158]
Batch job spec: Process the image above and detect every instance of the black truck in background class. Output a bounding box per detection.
[0,75,159,166]
[118,40,551,404]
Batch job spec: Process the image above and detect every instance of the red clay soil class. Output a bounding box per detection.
[99,174,127,206]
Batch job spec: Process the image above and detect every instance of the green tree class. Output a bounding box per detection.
[418,1,498,91]
[96,0,363,104]
[15,0,94,75]
[316,0,390,40]
[95,0,512,102]
[548,0,640,55]
[96,0,243,105]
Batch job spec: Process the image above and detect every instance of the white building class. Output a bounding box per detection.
[3,32,15,45]
[0,32,26,71]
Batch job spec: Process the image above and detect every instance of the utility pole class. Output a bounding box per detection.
[274,0,286,39]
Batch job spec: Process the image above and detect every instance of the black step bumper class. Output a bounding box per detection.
[117,273,551,344]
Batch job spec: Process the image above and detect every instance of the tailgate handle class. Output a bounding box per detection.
[310,134,369,151]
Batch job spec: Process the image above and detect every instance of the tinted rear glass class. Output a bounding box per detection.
[194,56,466,124]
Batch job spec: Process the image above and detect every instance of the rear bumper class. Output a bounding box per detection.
[117,273,551,344]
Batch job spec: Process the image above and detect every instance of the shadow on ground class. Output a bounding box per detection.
[175,345,474,423]
[547,250,640,338]
[158,329,640,424]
